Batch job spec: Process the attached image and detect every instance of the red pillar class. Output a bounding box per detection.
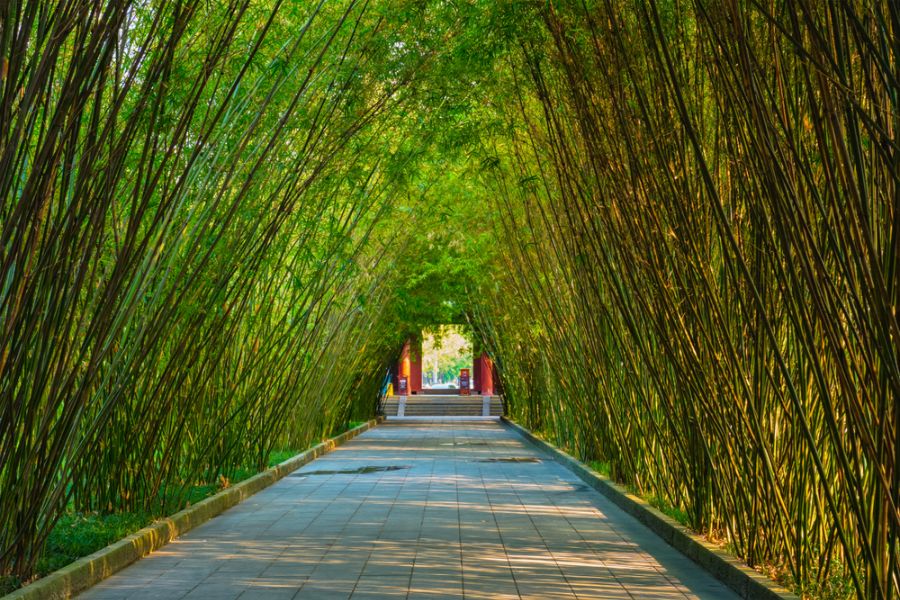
[409,335,423,394]
[394,336,424,394]
[474,352,494,395]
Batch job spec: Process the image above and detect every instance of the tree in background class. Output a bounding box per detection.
[422,325,472,386]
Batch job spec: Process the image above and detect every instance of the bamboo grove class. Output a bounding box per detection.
[1,1,897,599]
[472,1,899,598]
[0,0,441,581]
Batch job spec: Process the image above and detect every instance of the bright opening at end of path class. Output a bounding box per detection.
[422,325,472,390]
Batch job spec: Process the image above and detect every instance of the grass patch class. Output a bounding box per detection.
[36,512,153,577]
[645,495,690,527]
[587,460,611,478]
[267,449,300,467]
[774,564,856,600]
[9,470,269,594]
[0,576,21,596]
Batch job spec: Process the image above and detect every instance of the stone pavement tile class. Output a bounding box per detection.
[350,574,409,592]
[214,560,272,578]
[235,578,304,600]
[181,580,245,600]
[377,528,419,543]
[513,572,578,598]
[460,525,506,543]
[411,559,464,578]
[293,585,352,600]
[125,589,189,600]
[409,571,465,595]
[462,589,521,600]
[132,556,182,573]
[412,558,462,572]
[460,575,520,600]
[612,573,692,597]
[310,562,366,581]
[254,567,312,585]
[236,590,298,600]
[360,562,413,578]
[408,589,464,600]
[461,545,510,561]
[418,533,460,545]
[461,561,516,580]
[163,556,219,572]
[567,575,632,596]
[141,570,209,590]
[296,576,357,598]
[78,591,131,600]
[519,590,577,600]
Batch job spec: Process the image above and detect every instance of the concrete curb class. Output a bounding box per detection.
[5,418,383,600]
[502,417,798,600]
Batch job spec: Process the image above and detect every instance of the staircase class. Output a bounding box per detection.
[381,395,504,419]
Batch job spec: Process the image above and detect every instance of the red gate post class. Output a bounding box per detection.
[474,351,494,396]
[409,334,423,394]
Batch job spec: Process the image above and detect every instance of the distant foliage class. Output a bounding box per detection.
[422,325,472,386]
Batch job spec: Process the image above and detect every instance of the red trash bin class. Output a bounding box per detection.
[459,369,470,396]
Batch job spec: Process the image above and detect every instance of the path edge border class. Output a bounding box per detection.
[5,417,383,600]
[501,417,798,600]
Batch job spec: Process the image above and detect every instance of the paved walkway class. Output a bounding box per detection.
[81,421,738,599]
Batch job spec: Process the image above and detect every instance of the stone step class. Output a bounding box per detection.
[381,395,503,418]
